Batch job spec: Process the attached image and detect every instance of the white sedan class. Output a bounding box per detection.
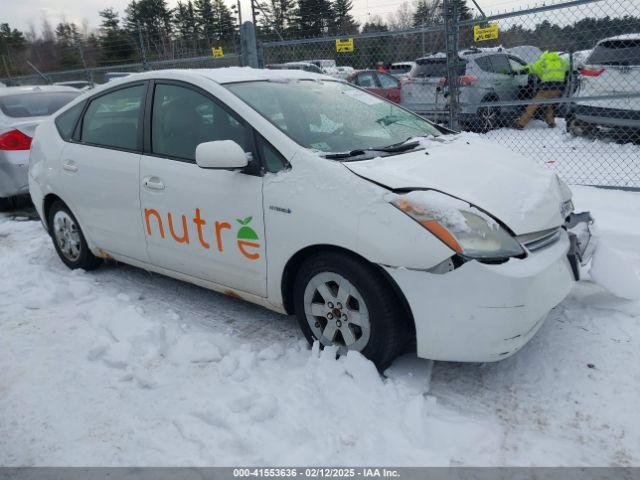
[28,68,594,368]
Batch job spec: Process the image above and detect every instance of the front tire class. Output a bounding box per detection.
[293,252,409,369]
[48,200,102,270]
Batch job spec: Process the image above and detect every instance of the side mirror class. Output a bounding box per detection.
[195,140,249,169]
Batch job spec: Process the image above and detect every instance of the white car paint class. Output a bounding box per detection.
[29,67,587,363]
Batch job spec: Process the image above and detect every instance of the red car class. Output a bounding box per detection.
[346,70,402,104]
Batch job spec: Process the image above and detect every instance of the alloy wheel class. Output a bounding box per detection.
[53,211,82,262]
[303,272,371,353]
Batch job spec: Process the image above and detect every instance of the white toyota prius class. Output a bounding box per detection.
[29,68,594,368]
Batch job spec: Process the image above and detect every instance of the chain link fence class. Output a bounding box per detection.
[1,0,639,188]
[1,54,240,86]
[262,0,640,188]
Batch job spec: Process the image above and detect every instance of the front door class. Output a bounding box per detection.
[58,82,148,261]
[139,81,266,296]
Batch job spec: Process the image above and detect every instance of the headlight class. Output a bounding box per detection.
[390,190,524,259]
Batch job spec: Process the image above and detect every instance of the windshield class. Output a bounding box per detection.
[225,80,440,155]
[0,92,79,118]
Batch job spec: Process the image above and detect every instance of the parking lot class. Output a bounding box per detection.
[2,174,639,465]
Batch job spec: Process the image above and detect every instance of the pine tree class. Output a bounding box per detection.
[259,0,296,39]
[293,0,333,37]
[124,0,173,41]
[194,0,215,42]
[54,22,81,68]
[98,8,136,62]
[174,0,199,41]
[413,0,439,27]
[332,0,358,35]
[361,15,388,33]
[211,0,236,42]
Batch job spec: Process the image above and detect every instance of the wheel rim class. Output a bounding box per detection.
[53,211,82,262]
[303,272,371,353]
[480,106,497,130]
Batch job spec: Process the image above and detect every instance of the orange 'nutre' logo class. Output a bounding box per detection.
[144,208,261,260]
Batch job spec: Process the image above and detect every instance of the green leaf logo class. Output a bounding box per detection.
[237,216,258,240]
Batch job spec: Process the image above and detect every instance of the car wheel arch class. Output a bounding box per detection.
[280,244,416,337]
[43,193,67,232]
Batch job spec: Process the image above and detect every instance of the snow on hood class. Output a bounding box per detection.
[344,133,570,235]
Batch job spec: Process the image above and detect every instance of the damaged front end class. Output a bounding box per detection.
[565,211,597,280]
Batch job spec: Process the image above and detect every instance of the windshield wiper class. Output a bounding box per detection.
[371,140,421,153]
[323,140,422,160]
[323,149,367,159]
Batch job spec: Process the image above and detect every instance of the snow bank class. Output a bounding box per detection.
[2,185,640,466]
[590,241,640,300]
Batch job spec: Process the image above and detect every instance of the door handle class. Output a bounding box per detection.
[143,176,165,191]
[62,160,78,173]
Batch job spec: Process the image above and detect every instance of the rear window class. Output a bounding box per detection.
[0,92,79,118]
[55,101,85,140]
[390,64,412,74]
[414,58,466,77]
[587,39,640,66]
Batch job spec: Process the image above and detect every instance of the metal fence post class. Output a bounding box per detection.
[443,0,460,130]
[137,22,150,71]
[240,21,260,68]
[74,34,95,87]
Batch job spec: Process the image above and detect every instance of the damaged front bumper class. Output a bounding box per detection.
[384,229,576,362]
[565,211,596,281]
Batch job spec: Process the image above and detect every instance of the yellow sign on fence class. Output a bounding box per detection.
[473,23,499,42]
[212,47,224,58]
[335,38,354,53]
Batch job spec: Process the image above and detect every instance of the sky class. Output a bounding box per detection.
[3,0,639,35]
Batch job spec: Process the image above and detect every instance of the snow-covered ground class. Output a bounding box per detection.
[1,184,639,466]
[485,119,640,188]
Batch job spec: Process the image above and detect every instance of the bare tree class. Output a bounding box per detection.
[388,1,414,31]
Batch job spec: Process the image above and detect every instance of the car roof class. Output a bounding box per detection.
[107,67,332,86]
[597,33,640,43]
[0,85,79,97]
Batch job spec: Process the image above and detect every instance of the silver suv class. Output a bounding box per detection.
[401,48,531,131]
[568,34,640,139]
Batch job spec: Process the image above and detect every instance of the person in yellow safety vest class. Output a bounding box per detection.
[514,51,570,129]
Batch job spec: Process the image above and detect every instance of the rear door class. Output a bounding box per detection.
[139,81,267,296]
[58,82,148,261]
[375,72,402,103]
[354,72,384,97]
[476,54,516,101]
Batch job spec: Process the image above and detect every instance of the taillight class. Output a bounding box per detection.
[437,75,477,87]
[459,75,478,86]
[579,68,605,77]
[0,129,32,151]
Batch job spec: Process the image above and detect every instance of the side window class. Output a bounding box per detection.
[508,56,527,71]
[81,84,145,150]
[475,56,493,73]
[151,83,250,161]
[356,73,376,87]
[55,101,84,141]
[489,54,512,75]
[377,73,399,89]
[257,135,288,173]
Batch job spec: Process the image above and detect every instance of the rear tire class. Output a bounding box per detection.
[48,200,102,271]
[293,252,410,370]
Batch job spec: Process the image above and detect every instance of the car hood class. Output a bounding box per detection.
[344,134,570,235]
